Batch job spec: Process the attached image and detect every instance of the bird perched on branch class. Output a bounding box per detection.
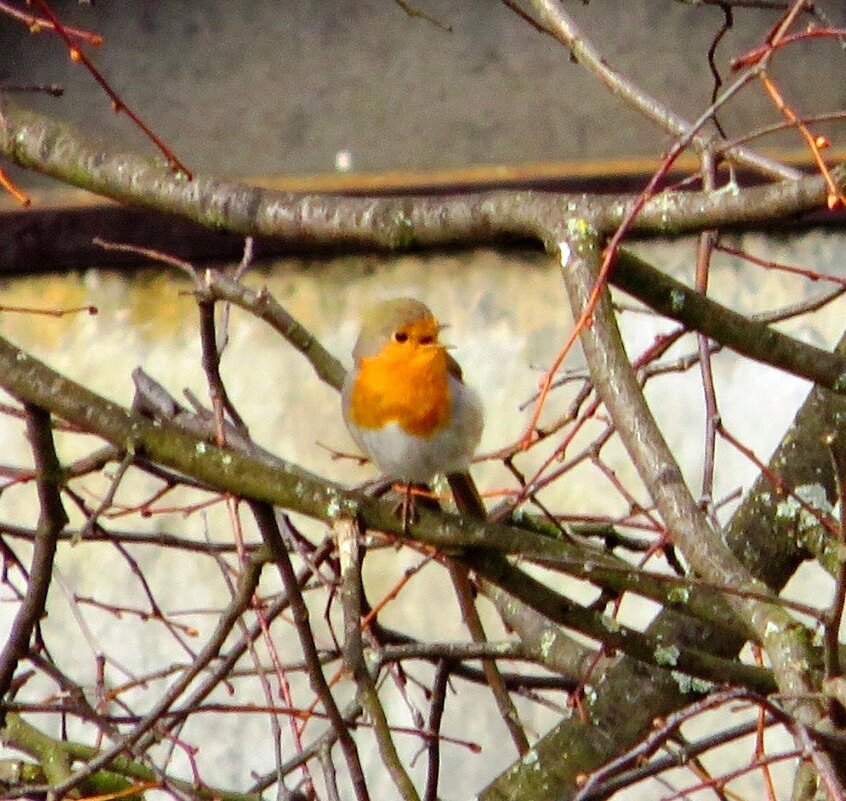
[342,297,484,520]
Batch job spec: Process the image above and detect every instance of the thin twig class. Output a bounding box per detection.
[446,559,530,755]
[75,451,133,543]
[249,504,370,801]
[423,660,451,801]
[0,405,67,724]
[197,296,247,433]
[695,151,720,522]
[337,517,419,801]
[27,0,190,176]
[48,551,265,797]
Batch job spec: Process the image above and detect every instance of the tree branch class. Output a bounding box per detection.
[0,101,841,254]
[555,225,843,789]
[0,404,67,726]
[484,324,846,797]
[337,518,418,801]
[249,504,370,801]
[613,248,846,392]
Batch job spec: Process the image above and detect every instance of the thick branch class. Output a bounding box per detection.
[0,335,785,694]
[556,227,840,786]
[613,248,846,392]
[468,551,774,693]
[0,101,840,253]
[482,279,846,801]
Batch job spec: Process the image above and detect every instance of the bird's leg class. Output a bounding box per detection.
[359,477,394,497]
[359,480,418,540]
[401,483,414,536]
[369,481,436,536]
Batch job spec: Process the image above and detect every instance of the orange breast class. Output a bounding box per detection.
[349,345,452,438]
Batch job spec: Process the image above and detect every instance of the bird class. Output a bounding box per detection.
[341,298,484,518]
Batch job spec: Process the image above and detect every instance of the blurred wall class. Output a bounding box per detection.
[2,1,845,183]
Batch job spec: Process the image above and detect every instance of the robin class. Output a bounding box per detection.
[341,298,484,514]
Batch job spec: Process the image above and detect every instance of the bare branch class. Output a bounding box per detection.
[0,404,67,724]
[250,504,370,801]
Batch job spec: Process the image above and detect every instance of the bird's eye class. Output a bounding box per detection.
[393,331,409,343]
[419,334,435,345]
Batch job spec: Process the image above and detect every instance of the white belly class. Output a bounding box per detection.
[342,373,483,483]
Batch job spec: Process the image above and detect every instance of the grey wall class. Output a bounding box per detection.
[2,1,845,183]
